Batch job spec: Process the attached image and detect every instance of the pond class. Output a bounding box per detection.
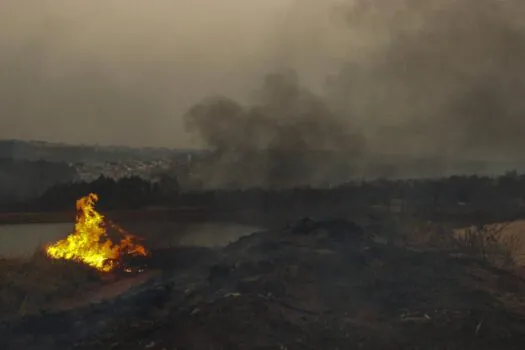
[0,221,261,258]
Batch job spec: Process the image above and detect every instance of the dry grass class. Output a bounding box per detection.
[453,221,525,269]
[391,217,525,274]
[0,250,106,316]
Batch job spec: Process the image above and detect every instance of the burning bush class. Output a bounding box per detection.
[45,193,148,272]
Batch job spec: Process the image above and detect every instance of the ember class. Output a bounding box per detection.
[45,193,148,272]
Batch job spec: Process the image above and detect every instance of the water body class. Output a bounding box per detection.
[0,222,260,258]
[0,223,72,258]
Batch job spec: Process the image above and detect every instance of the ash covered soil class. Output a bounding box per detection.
[3,218,525,350]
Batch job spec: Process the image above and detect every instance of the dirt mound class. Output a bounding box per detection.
[3,219,525,349]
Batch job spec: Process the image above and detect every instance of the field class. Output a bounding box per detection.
[2,196,525,349]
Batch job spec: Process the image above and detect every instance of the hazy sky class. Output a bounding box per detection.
[0,0,353,147]
[3,0,525,161]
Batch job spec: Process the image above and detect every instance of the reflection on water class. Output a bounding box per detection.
[0,222,260,258]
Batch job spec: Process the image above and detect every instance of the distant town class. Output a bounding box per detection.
[73,159,172,182]
[4,138,525,202]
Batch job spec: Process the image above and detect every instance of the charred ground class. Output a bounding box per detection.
[2,215,525,350]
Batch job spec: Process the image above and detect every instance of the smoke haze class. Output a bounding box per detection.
[328,0,525,161]
[2,0,525,161]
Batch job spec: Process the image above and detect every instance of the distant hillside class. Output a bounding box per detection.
[0,158,78,201]
[0,139,200,163]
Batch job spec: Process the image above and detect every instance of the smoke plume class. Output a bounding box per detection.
[184,69,365,188]
[184,0,525,185]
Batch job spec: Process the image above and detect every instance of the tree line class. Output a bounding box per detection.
[2,171,525,222]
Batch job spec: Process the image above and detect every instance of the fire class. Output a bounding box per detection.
[45,193,148,272]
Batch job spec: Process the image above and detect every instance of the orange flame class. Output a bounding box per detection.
[45,193,148,272]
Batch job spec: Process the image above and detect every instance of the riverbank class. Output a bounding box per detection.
[0,207,210,225]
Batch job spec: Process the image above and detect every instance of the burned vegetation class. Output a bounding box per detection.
[3,212,525,350]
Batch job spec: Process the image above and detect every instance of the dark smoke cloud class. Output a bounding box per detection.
[185,69,364,153]
[184,69,365,188]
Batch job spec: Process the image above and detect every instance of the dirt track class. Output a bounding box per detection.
[3,218,525,349]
